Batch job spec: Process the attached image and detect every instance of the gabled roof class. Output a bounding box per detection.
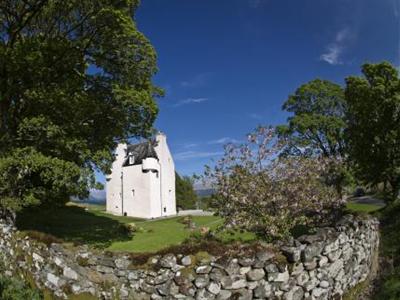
[123,141,158,167]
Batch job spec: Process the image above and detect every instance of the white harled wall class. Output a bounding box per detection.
[154,133,177,217]
[106,133,176,219]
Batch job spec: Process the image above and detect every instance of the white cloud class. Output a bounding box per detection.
[320,27,353,65]
[174,151,223,161]
[320,44,343,65]
[335,28,350,43]
[174,97,208,107]
[208,137,239,144]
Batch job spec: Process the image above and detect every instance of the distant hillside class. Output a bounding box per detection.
[72,189,106,204]
[195,188,215,197]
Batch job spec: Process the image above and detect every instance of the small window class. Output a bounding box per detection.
[163,207,166,213]
[124,212,127,217]
[132,189,135,197]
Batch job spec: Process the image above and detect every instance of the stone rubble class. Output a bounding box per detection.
[0,211,379,299]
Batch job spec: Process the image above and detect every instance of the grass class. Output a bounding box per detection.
[16,203,255,253]
[371,203,400,299]
[345,202,383,213]
[16,203,134,248]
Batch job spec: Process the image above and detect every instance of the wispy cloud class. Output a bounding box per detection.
[320,44,343,65]
[174,97,208,107]
[320,27,353,65]
[180,73,209,88]
[208,137,239,144]
[174,151,223,161]
[394,0,399,17]
[183,143,199,149]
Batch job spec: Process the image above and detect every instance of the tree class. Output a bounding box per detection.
[176,173,197,210]
[205,126,343,240]
[0,1,159,210]
[345,62,400,202]
[277,79,346,157]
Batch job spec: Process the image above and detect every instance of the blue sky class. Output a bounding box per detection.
[100,0,399,183]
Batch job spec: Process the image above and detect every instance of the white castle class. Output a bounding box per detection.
[106,133,176,219]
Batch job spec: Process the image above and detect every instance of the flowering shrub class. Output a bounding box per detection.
[205,126,344,240]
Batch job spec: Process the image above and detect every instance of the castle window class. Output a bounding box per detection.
[132,189,135,197]
[163,207,166,213]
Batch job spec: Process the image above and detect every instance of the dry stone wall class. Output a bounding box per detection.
[0,212,379,300]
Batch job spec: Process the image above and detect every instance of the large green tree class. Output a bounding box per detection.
[345,62,400,202]
[176,173,197,210]
[278,79,346,157]
[0,0,159,210]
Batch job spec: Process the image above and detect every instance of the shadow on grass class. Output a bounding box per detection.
[16,205,132,248]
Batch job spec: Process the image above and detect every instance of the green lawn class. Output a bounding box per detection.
[16,203,255,253]
[345,202,383,213]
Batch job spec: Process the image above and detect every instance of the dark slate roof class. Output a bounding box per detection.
[123,141,158,167]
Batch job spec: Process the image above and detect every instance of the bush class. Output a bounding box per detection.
[205,126,344,240]
[0,275,42,300]
[375,271,400,300]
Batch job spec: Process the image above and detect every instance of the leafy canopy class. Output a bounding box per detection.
[0,0,159,210]
[345,62,400,201]
[278,79,346,157]
[176,173,198,210]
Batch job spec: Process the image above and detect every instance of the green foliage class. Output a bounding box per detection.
[278,79,346,157]
[375,270,400,300]
[0,148,85,210]
[373,204,400,299]
[345,62,400,202]
[176,173,198,210]
[0,275,42,300]
[197,195,217,210]
[0,0,159,210]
